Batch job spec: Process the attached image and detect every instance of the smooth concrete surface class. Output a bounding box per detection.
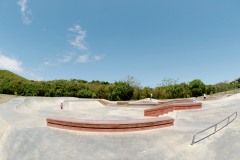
[0,95,240,160]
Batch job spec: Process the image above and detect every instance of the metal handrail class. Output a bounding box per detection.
[191,112,237,145]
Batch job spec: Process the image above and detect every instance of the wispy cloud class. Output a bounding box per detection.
[42,24,104,67]
[93,55,104,61]
[17,0,32,25]
[68,24,104,63]
[77,54,89,63]
[56,54,73,64]
[0,53,23,72]
[44,53,103,65]
[68,25,87,51]
[43,53,74,66]
[0,51,42,80]
[76,54,104,63]
[24,71,43,81]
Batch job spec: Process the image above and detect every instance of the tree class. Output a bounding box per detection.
[189,79,205,97]
[205,85,216,95]
[125,75,142,100]
[141,87,153,99]
[111,81,134,101]
[76,89,94,98]
[159,77,178,87]
[132,86,142,100]
[156,78,180,99]
[171,83,191,98]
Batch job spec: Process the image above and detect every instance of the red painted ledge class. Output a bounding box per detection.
[47,116,174,132]
[144,102,202,117]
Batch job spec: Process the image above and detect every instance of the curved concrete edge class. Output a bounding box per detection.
[157,99,194,105]
[144,102,202,117]
[97,99,111,105]
[99,99,158,107]
[46,117,174,132]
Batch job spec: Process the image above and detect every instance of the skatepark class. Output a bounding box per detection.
[0,94,240,160]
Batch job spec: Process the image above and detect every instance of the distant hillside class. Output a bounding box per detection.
[0,70,239,100]
[0,70,28,82]
[0,70,133,100]
[0,70,29,95]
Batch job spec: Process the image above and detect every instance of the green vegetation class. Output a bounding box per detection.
[0,70,239,100]
[189,79,205,97]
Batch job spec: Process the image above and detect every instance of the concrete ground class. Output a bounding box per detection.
[0,94,240,160]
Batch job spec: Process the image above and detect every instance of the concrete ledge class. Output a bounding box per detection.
[98,99,109,105]
[144,102,202,117]
[46,117,174,132]
[158,99,194,105]
[116,101,129,106]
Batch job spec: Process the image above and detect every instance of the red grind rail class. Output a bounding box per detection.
[144,102,202,117]
[47,116,174,132]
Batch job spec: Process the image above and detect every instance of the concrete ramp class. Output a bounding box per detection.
[129,98,160,105]
[17,97,78,111]
[62,100,105,111]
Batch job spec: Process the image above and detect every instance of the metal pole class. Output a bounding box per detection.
[227,117,230,124]
[214,125,217,133]
[191,134,196,145]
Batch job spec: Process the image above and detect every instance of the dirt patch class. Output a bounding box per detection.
[0,94,17,104]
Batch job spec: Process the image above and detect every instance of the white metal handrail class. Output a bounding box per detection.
[191,112,237,145]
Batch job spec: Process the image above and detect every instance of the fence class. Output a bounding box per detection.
[191,112,237,145]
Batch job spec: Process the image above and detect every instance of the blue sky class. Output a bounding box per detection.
[0,0,240,87]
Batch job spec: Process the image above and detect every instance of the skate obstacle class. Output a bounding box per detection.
[47,99,202,132]
[144,100,202,117]
[47,116,174,132]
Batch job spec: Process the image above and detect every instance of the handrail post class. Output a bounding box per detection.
[214,125,217,133]
[191,134,196,145]
[227,117,230,124]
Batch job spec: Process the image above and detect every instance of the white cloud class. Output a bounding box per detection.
[68,25,87,51]
[56,54,72,64]
[42,24,104,67]
[76,54,104,63]
[77,54,89,63]
[17,0,32,25]
[0,51,43,80]
[0,53,23,72]
[67,24,105,63]
[24,71,43,81]
[93,55,104,61]
[43,53,74,66]
[43,60,51,66]
[43,53,103,66]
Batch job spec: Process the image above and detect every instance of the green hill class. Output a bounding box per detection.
[0,70,29,95]
[0,70,28,82]
[0,70,239,100]
[0,70,132,100]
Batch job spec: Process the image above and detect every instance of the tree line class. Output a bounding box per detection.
[0,70,239,101]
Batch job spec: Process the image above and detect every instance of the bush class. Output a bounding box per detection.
[111,81,134,101]
[189,79,205,97]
